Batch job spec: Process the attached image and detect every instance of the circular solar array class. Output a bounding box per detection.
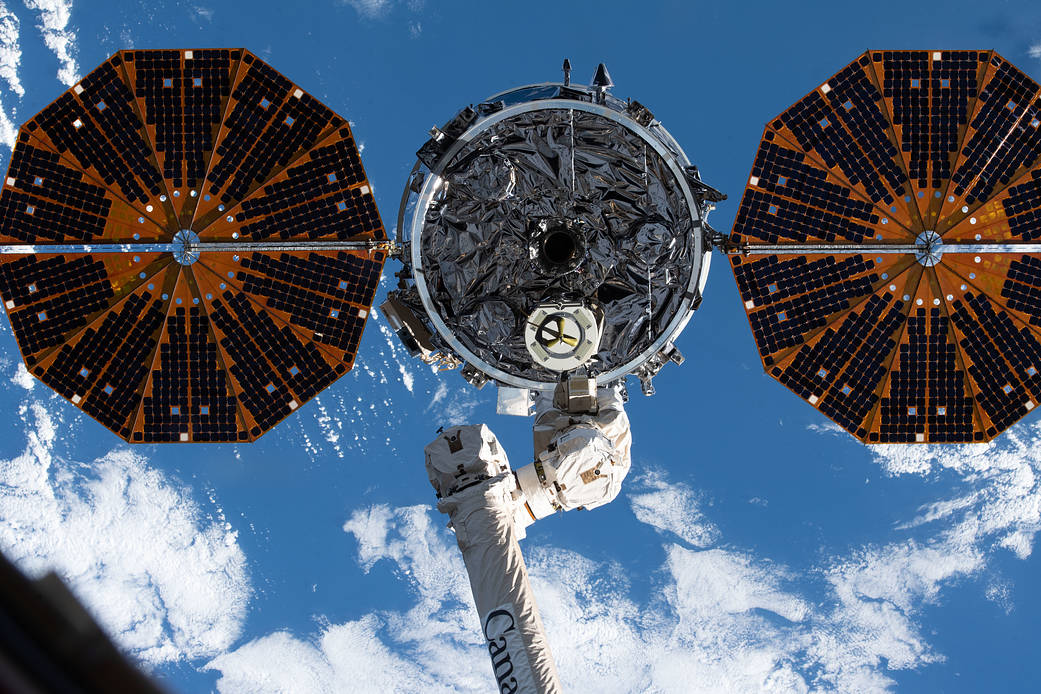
[731,50,1041,443]
[0,49,386,442]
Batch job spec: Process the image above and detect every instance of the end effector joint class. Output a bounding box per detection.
[513,380,632,530]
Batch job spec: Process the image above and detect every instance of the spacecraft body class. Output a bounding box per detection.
[384,70,722,400]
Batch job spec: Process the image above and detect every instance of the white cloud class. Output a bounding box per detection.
[803,422,1041,685]
[0,91,15,148]
[10,361,33,390]
[206,504,490,692]
[670,547,809,622]
[342,0,424,21]
[1030,44,1041,60]
[805,536,973,687]
[204,501,919,692]
[23,0,79,86]
[206,422,1041,692]
[206,630,340,693]
[807,420,846,437]
[0,2,23,97]
[829,537,980,614]
[421,375,485,426]
[206,617,471,694]
[372,313,415,393]
[0,399,251,664]
[190,6,214,23]
[628,468,719,547]
[985,579,1013,614]
[342,0,392,18]
[869,424,1041,559]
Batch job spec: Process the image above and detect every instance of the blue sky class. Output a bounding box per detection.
[1,0,1041,692]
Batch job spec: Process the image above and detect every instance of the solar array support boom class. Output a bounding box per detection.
[724,243,1041,255]
[0,240,401,255]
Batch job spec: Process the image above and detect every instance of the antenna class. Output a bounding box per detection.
[590,62,613,89]
[591,62,613,103]
[562,58,571,86]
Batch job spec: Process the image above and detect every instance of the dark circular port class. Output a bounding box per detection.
[542,229,579,266]
[531,220,585,275]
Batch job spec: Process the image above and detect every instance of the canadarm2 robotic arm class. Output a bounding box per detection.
[424,380,631,693]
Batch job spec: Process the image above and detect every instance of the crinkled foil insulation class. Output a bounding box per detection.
[417,108,700,383]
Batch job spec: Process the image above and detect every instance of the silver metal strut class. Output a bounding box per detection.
[728,243,1041,254]
[0,240,399,255]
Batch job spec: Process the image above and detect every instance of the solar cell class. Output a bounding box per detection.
[937,53,1041,232]
[26,57,170,221]
[200,127,382,243]
[768,54,922,232]
[772,289,909,438]
[0,136,166,243]
[731,131,912,246]
[0,49,387,443]
[192,51,345,229]
[730,50,1041,443]
[872,50,987,227]
[121,48,240,224]
[943,168,1041,243]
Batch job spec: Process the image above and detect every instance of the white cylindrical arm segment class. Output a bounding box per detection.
[425,423,511,498]
[423,389,631,693]
[425,425,562,694]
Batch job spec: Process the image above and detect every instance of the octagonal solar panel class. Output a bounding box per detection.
[0,49,387,443]
[730,50,1041,444]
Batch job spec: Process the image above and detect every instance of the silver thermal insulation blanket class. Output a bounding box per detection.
[417,108,699,383]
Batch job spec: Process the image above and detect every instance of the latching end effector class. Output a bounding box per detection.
[425,424,510,499]
[514,381,632,524]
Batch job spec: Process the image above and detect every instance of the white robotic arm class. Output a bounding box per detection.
[424,379,631,693]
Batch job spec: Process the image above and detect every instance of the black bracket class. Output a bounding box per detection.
[625,100,654,127]
[416,106,479,170]
[684,165,727,206]
[701,221,738,254]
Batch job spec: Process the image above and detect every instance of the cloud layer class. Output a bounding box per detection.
[0,0,20,148]
[24,0,79,86]
[0,399,251,664]
[204,419,1041,693]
